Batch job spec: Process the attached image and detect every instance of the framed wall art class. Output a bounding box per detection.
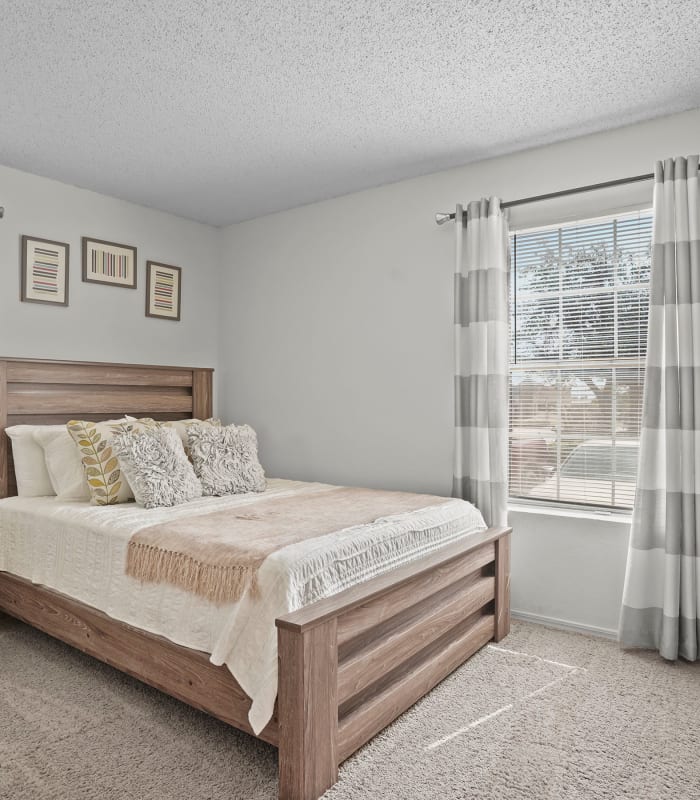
[20,235,70,306]
[82,237,137,288]
[146,261,181,321]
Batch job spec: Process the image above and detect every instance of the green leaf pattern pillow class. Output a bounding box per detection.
[66,418,158,505]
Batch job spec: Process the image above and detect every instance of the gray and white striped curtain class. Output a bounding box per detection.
[619,155,700,661]
[452,199,509,528]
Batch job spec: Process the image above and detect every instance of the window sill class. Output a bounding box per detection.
[508,501,633,524]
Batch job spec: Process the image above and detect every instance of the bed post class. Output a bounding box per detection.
[0,360,7,499]
[494,531,511,641]
[191,368,213,420]
[277,618,339,800]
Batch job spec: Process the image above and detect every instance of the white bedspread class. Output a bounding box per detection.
[0,479,486,733]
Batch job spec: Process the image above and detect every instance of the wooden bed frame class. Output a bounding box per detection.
[0,357,511,800]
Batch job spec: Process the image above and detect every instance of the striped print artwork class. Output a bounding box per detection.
[146,261,181,320]
[90,248,130,280]
[82,238,137,287]
[32,246,60,294]
[153,268,175,310]
[21,236,68,305]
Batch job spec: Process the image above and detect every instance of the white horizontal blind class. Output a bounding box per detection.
[509,209,652,510]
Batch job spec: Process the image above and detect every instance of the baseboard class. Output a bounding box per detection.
[511,609,618,641]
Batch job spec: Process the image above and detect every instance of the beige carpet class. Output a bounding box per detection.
[1,614,698,800]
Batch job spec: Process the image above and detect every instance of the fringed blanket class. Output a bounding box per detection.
[126,486,448,604]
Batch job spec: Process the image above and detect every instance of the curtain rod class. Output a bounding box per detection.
[434,171,654,225]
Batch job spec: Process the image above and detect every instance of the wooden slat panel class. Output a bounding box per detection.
[337,574,495,704]
[495,533,511,641]
[278,620,338,800]
[337,543,495,648]
[337,612,494,763]
[7,412,194,426]
[0,573,277,746]
[277,529,510,634]
[7,385,193,415]
[6,362,195,386]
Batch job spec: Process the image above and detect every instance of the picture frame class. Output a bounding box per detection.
[145,261,182,321]
[82,237,137,288]
[20,235,70,306]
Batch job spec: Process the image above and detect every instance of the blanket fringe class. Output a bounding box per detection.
[126,543,260,605]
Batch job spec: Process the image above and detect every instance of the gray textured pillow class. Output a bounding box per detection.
[159,417,222,459]
[111,427,202,508]
[187,423,266,496]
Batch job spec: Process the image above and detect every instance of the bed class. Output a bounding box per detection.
[0,357,511,800]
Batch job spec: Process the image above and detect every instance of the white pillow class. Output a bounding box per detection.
[4,425,58,496]
[33,428,90,501]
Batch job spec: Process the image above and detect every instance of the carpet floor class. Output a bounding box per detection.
[1,614,698,800]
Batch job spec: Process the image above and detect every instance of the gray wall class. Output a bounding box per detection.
[219,107,700,634]
[0,164,219,372]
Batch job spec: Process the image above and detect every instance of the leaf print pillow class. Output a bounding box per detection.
[66,417,158,506]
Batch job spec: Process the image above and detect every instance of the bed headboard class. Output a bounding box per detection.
[0,357,213,499]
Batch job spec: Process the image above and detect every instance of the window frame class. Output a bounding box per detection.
[507,207,652,513]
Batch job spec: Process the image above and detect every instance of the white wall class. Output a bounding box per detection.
[219,107,700,634]
[0,164,219,371]
[509,507,631,636]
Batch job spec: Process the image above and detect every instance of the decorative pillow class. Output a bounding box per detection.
[33,428,90,501]
[4,425,57,496]
[187,423,266,496]
[66,417,157,506]
[161,418,221,458]
[110,427,202,509]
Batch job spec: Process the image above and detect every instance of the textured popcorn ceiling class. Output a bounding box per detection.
[1,1,699,226]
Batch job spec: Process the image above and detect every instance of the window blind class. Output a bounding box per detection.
[509,209,652,510]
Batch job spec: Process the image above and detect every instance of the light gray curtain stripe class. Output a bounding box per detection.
[455,375,509,429]
[642,367,700,429]
[452,198,509,528]
[651,242,700,303]
[631,489,700,551]
[456,270,509,324]
[619,607,700,658]
[619,154,700,662]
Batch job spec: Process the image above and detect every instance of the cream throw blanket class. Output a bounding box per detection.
[126,486,448,604]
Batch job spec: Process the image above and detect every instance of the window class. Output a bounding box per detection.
[509,210,652,510]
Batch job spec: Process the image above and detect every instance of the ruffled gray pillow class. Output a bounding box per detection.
[111,426,202,508]
[187,423,266,496]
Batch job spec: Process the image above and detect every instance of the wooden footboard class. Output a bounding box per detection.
[0,525,510,800]
[275,526,511,800]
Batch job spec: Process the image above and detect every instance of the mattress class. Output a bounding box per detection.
[0,478,486,733]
